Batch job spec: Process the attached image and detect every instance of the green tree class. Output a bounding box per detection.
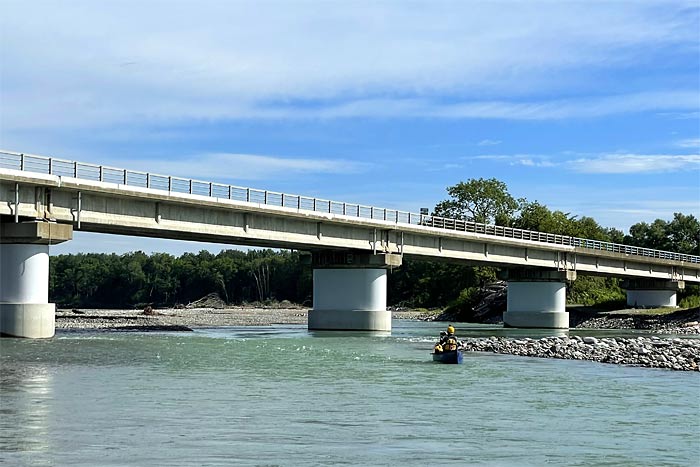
[625,213,699,254]
[433,178,522,225]
[668,213,700,255]
[515,201,610,240]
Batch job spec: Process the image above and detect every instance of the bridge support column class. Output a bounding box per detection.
[622,279,684,308]
[502,269,575,329]
[309,251,401,332]
[0,221,72,338]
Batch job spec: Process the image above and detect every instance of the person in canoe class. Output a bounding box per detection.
[433,325,458,353]
[433,331,448,353]
[444,325,458,351]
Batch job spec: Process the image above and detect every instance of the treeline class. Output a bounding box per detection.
[49,178,699,310]
[49,250,312,308]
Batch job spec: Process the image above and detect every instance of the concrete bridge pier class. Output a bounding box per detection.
[309,251,401,332]
[502,269,576,329]
[622,279,684,308]
[0,221,72,338]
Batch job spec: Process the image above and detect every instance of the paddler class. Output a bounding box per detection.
[443,325,458,351]
[434,330,447,353]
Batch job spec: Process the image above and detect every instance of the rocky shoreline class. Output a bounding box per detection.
[460,335,700,372]
[457,308,700,372]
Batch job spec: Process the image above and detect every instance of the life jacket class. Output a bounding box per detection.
[445,336,457,351]
[434,343,443,353]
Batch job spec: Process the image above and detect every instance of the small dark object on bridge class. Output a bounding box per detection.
[71,308,85,314]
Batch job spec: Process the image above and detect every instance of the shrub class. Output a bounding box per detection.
[679,295,700,309]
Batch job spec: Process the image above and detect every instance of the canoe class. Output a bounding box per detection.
[432,350,463,364]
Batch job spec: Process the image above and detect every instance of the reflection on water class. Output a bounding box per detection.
[0,362,53,459]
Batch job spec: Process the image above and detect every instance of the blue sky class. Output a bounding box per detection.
[1,0,698,256]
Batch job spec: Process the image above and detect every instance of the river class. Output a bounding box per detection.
[1,321,698,466]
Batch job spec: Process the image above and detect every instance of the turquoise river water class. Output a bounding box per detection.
[1,321,698,466]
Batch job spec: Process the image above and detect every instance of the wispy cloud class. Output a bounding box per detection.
[471,152,700,174]
[477,139,502,146]
[676,138,700,149]
[470,154,557,167]
[111,153,373,181]
[1,1,697,129]
[569,154,700,174]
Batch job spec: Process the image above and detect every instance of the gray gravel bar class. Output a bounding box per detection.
[460,335,700,371]
[56,307,309,331]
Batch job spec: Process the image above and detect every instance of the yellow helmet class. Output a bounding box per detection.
[447,325,455,334]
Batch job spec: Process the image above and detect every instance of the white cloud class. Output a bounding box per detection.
[470,152,700,174]
[110,153,372,181]
[0,1,697,129]
[477,139,502,146]
[470,154,557,167]
[568,154,700,174]
[676,138,700,149]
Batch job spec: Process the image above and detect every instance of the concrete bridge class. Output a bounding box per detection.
[1,150,698,338]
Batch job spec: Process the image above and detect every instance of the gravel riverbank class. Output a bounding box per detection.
[56,307,309,331]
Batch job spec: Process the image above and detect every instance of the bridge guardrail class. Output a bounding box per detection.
[1,150,698,264]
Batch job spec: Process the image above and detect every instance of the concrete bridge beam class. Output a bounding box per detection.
[308,251,401,332]
[0,221,72,338]
[501,269,575,329]
[622,279,684,308]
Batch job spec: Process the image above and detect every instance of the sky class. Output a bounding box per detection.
[1,0,699,256]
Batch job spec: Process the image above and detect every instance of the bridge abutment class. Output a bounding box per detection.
[502,269,575,329]
[0,221,72,338]
[622,279,684,308]
[308,251,401,332]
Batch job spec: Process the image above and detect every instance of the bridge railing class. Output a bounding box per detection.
[1,150,698,264]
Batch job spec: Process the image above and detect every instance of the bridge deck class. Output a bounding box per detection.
[1,150,698,284]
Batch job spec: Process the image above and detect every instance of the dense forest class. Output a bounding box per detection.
[49,178,700,311]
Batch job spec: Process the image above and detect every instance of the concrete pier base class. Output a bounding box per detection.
[0,303,56,338]
[623,279,683,308]
[502,269,574,329]
[309,252,400,332]
[0,221,72,338]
